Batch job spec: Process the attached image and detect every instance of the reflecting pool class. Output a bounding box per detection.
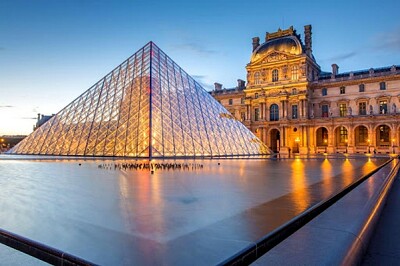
[0,156,387,265]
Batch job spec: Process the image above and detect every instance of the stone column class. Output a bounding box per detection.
[246,105,250,120]
[260,103,264,120]
[327,126,335,154]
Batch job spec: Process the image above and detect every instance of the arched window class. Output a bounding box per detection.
[272,69,279,82]
[270,104,279,121]
[291,66,298,80]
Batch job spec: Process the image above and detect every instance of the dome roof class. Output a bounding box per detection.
[251,36,303,62]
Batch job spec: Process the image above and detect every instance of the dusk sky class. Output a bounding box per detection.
[1,0,400,135]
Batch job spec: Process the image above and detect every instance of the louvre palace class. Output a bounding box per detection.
[212,25,400,155]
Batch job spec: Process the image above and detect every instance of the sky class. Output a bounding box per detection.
[1,0,400,135]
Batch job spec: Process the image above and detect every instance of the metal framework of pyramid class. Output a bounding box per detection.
[9,42,271,158]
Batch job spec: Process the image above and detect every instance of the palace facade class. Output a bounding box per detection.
[212,25,400,155]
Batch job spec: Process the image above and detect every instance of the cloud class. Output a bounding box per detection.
[191,75,214,90]
[0,105,14,108]
[327,51,357,62]
[171,43,217,56]
[192,75,207,80]
[373,27,400,52]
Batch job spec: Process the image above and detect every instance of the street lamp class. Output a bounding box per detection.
[345,139,348,154]
[367,139,371,154]
[392,138,396,154]
[323,138,327,153]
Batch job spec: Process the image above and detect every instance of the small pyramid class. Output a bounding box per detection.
[9,42,271,158]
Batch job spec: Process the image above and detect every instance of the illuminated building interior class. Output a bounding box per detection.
[9,42,270,158]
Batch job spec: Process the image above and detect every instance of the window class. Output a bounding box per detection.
[322,88,327,96]
[380,100,388,114]
[292,88,297,95]
[254,108,260,121]
[291,66,298,80]
[272,69,279,82]
[292,105,298,119]
[339,103,347,117]
[358,126,368,143]
[254,72,261,85]
[241,97,245,104]
[380,82,386,90]
[359,102,367,115]
[270,104,279,121]
[359,84,365,92]
[322,104,329,117]
[228,99,233,105]
[255,93,259,99]
[340,86,345,94]
[339,126,348,144]
[379,125,390,142]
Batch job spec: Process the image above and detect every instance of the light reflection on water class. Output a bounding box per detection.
[0,156,389,265]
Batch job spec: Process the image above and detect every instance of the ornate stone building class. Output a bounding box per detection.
[212,25,400,155]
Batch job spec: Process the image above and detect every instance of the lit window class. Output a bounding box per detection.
[380,100,387,114]
[270,104,279,121]
[228,99,233,105]
[359,102,367,115]
[272,69,279,82]
[291,66,298,80]
[322,104,329,117]
[358,126,368,143]
[322,88,327,96]
[339,126,348,144]
[339,103,347,117]
[340,86,345,94]
[292,105,298,119]
[380,82,386,90]
[254,108,260,121]
[359,84,365,92]
[379,125,390,142]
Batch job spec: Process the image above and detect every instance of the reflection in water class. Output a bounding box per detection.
[0,156,390,265]
[341,158,353,186]
[321,158,333,198]
[290,158,309,212]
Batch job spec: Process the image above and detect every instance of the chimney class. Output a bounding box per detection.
[214,82,222,91]
[237,79,245,89]
[304,25,312,56]
[331,64,339,78]
[265,32,269,42]
[252,37,260,52]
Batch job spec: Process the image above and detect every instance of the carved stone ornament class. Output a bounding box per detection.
[264,52,288,62]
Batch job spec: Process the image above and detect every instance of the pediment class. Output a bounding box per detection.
[251,51,299,65]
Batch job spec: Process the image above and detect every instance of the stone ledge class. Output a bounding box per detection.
[253,159,399,265]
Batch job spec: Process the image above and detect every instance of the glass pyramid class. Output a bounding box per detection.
[9,42,271,158]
